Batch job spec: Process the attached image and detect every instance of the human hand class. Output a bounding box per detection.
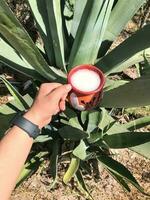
[24,83,72,129]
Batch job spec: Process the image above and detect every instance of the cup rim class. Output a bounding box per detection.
[67,64,105,95]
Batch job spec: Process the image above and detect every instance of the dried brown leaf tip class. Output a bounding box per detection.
[0,95,14,105]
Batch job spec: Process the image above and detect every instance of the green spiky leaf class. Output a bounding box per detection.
[73,140,87,160]
[0,76,29,110]
[49,139,61,189]
[0,0,63,81]
[99,0,146,56]
[68,0,114,69]
[97,155,149,196]
[101,77,150,108]
[27,0,55,65]
[46,0,66,70]
[59,125,88,141]
[96,25,150,74]
[63,156,80,184]
[103,132,150,148]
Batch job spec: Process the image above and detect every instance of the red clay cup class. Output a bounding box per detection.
[67,64,105,111]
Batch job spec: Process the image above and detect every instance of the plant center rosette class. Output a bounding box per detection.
[67,65,105,111]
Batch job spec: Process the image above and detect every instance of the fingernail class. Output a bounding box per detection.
[66,84,72,90]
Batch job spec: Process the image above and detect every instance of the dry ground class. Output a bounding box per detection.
[1,1,150,200]
[10,149,150,200]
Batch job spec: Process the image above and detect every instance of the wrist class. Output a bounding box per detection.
[23,110,44,129]
[11,112,41,139]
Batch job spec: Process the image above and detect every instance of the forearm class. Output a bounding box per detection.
[0,115,34,200]
[0,83,71,199]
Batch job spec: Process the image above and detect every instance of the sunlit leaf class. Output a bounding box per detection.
[87,111,101,133]
[68,0,114,69]
[63,156,80,184]
[104,132,150,148]
[27,0,55,65]
[131,142,150,160]
[0,0,63,81]
[0,36,44,80]
[0,76,28,110]
[99,0,145,56]
[16,154,44,187]
[73,140,87,160]
[101,77,150,108]
[96,25,150,74]
[122,116,150,131]
[46,0,66,70]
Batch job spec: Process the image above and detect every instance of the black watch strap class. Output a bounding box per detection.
[11,113,40,139]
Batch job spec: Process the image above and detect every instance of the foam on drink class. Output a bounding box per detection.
[71,69,101,92]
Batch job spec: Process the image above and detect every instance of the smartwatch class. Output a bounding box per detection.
[11,113,41,139]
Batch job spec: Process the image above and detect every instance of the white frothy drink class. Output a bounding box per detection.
[71,69,101,92]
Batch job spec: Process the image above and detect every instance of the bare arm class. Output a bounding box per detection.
[0,83,71,200]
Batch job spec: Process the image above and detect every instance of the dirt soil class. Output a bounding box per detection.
[11,149,150,200]
[2,1,150,200]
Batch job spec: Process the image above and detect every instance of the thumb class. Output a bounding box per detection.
[48,84,72,102]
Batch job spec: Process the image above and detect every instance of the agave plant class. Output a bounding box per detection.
[0,0,150,198]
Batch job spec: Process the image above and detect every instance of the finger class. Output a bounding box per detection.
[59,93,68,111]
[59,100,66,111]
[62,93,68,101]
[39,83,62,96]
[48,84,72,103]
[53,108,60,115]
